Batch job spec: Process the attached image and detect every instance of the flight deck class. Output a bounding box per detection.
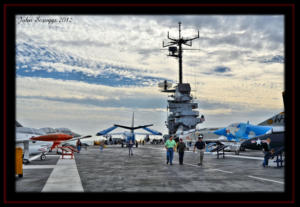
[16,144,284,192]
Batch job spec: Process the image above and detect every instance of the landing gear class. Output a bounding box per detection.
[23,159,30,164]
[40,154,46,160]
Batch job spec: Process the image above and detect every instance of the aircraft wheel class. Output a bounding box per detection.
[40,154,46,160]
[23,159,30,164]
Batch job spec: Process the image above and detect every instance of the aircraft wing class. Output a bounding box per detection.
[141,127,162,135]
[204,139,223,145]
[96,126,118,136]
[67,135,92,142]
[133,124,153,130]
[16,138,29,143]
[134,132,161,136]
[244,125,272,139]
[101,132,126,136]
[113,124,154,130]
[114,124,132,130]
[205,138,227,143]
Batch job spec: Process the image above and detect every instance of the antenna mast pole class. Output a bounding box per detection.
[178,22,183,84]
[163,22,199,84]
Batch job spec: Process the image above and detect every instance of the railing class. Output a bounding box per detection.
[271,147,285,168]
[57,146,78,159]
[211,145,227,159]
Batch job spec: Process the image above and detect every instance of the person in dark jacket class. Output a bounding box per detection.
[193,135,206,166]
[177,138,186,165]
[262,138,273,167]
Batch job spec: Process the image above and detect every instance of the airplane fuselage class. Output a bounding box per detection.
[241,132,284,150]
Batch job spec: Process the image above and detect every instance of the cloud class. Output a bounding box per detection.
[214,66,231,73]
[18,95,166,110]
[16,76,167,108]
[259,55,284,64]
[50,39,112,48]
[16,15,284,134]
[202,66,233,77]
[16,41,169,87]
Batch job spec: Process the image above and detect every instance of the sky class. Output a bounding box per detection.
[16,15,284,136]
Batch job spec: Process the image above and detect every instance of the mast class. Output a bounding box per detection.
[160,22,204,137]
[162,22,199,84]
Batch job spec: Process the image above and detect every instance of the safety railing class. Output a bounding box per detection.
[57,146,78,159]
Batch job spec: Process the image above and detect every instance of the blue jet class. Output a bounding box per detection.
[213,121,273,142]
[206,118,284,154]
[96,113,162,148]
[214,93,285,142]
[207,92,285,154]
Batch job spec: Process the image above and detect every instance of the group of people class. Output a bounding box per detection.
[77,134,275,169]
[165,135,275,168]
[165,135,206,166]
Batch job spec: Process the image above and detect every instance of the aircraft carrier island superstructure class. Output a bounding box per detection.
[159,22,205,138]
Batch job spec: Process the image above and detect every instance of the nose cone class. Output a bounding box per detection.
[214,128,227,136]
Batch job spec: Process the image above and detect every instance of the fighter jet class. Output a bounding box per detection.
[40,127,92,149]
[242,92,285,151]
[239,111,285,151]
[96,113,162,147]
[206,92,286,154]
[16,123,70,163]
[213,121,274,142]
[16,122,91,163]
[206,115,284,154]
[16,126,52,162]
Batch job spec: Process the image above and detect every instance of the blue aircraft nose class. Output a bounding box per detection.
[214,128,227,135]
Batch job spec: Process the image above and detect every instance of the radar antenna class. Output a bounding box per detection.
[162,22,199,84]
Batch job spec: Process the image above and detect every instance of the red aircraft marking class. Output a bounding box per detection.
[30,134,73,141]
[30,134,74,150]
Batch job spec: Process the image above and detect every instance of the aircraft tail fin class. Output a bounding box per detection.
[258,112,284,126]
[259,91,285,126]
[132,112,134,128]
[16,121,23,127]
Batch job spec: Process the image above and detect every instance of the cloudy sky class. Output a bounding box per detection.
[16,15,284,135]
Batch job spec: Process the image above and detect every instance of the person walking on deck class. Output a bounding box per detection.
[193,135,206,166]
[165,136,176,165]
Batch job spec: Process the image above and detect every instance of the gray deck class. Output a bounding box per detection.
[16,145,284,192]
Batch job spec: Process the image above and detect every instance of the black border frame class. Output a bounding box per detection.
[2,2,296,205]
